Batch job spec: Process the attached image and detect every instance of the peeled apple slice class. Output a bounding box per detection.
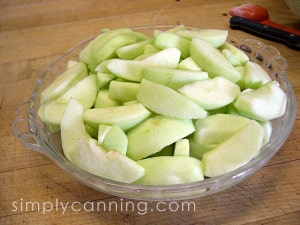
[136,156,204,185]
[234,81,287,121]
[106,47,181,82]
[61,99,144,183]
[38,74,97,126]
[69,137,145,183]
[190,38,242,82]
[137,79,207,119]
[141,67,208,89]
[177,29,228,48]
[243,61,272,89]
[41,62,88,102]
[79,28,132,65]
[178,76,241,110]
[202,119,264,177]
[127,115,195,160]
[88,33,138,71]
[190,113,254,159]
[153,31,190,58]
[83,102,152,131]
[60,99,90,161]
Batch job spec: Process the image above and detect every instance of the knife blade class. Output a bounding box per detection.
[230,16,300,50]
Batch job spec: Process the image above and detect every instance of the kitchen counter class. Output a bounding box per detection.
[1,0,299,224]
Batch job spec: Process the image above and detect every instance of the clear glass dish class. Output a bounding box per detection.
[12,25,296,201]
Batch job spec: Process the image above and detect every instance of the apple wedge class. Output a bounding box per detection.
[83,102,152,131]
[179,76,240,110]
[98,125,128,155]
[116,39,151,59]
[94,89,121,108]
[190,113,253,159]
[88,33,138,71]
[190,38,242,82]
[61,99,144,183]
[137,79,207,119]
[177,29,228,48]
[41,62,88,102]
[153,32,190,58]
[178,57,202,71]
[141,67,208,89]
[60,99,90,161]
[243,61,271,89]
[202,119,264,177]
[106,47,181,82]
[135,156,203,185]
[69,137,145,183]
[108,80,139,102]
[39,74,97,126]
[234,81,287,121]
[79,28,132,64]
[220,42,249,65]
[174,139,190,157]
[127,115,195,160]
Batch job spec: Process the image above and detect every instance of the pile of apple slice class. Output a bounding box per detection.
[38,25,287,185]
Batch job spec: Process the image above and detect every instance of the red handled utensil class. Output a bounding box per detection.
[229,3,300,36]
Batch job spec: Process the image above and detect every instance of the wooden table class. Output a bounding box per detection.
[1,0,299,224]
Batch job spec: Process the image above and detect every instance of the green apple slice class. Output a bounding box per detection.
[96,72,115,89]
[259,120,272,145]
[190,38,242,82]
[95,59,113,73]
[102,125,128,155]
[178,76,241,110]
[141,67,208,89]
[98,125,128,155]
[222,48,242,66]
[60,99,90,161]
[106,47,181,82]
[56,74,97,108]
[79,28,132,64]
[61,99,144,183]
[88,33,138,71]
[83,102,152,131]
[177,29,228,48]
[41,62,88,102]
[190,113,252,159]
[137,79,207,119]
[202,119,264,177]
[220,42,249,65]
[108,80,139,102]
[69,138,145,183]
[94,89,121,108]
[126,115,195,160]
[234,81,287,121]
[38,101,66,126]
[136,156,203,185]
[39,74,97,126]
[243,61,272,89]
[174,139,190,157]
[193,114,252,145]
[97,124,112,144]
[178,57,202,71]
[116,39,151,59]
[143,44,160,54]
[153,32,190,58]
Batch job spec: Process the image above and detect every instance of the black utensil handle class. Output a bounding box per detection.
[230,16,300,50]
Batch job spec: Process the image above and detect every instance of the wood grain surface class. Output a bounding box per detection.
[1,0,299,224]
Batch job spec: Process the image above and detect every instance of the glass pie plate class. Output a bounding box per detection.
[12,25,296,201]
